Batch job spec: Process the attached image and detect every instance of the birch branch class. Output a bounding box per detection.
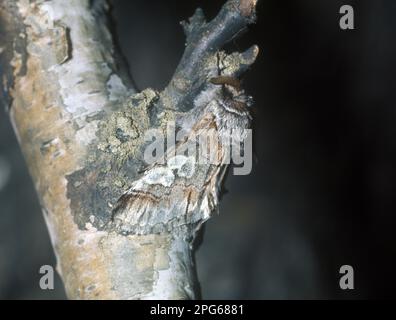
[0,0,258,299]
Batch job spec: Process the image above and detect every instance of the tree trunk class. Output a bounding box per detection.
[0,0,258,299]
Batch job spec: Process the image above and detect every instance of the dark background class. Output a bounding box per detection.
[1,0,395,299]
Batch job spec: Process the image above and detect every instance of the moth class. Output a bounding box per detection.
[111,75,253,236]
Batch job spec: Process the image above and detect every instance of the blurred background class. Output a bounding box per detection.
[1,0,395,299]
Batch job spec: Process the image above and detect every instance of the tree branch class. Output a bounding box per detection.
[165,0,258,111]
[0,0,258,299]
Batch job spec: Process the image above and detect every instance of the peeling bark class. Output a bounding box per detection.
[0,0,258,299]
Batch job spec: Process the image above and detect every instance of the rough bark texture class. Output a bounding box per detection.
[0,0,258,299]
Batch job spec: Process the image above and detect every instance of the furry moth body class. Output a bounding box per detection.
[111,81,252,236]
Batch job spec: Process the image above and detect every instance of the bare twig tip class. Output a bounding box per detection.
[252,44,259,57]
[239,0,257,17]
